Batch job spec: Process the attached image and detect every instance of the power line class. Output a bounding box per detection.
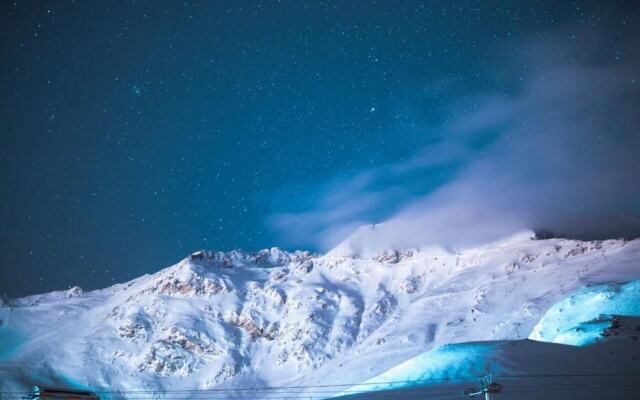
[3,383,640,400]
[2,371,639,399]
[5,370,638,395]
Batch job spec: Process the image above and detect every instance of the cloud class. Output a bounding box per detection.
[268,30,640,252]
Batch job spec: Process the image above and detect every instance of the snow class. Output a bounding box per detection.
[0,232,639,398]
[529,280,640,346]
[334,336,640,400]
[336,279,640,398]
[334,342,499,395]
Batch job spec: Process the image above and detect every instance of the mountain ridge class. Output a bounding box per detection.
[1,231,639,397]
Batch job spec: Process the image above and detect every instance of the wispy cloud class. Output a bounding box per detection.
[268,30,640,252]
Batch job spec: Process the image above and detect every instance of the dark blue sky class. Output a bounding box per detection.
[2,1,639,297]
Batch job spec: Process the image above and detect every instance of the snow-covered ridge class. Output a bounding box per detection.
[0,232,639,396]
[187,247,314,269]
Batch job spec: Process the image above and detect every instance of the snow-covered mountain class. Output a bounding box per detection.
[1,230,639,398]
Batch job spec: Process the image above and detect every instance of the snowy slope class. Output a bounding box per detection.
[0,231,639,398]
[335,280,640,399]
[331,337,640,400]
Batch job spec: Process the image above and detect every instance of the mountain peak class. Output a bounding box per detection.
[327,224,537,258]
[1,234,638,395]
[187,247,313,268]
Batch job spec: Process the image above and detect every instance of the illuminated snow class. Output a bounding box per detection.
[529,280,640,346]
[1,233,639,397]
[336,279,640,398]
[333,342,498,396]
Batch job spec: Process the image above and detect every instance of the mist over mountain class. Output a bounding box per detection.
[269,30,640,252]
[2,2,640,399]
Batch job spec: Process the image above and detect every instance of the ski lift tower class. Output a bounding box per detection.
[464,373,503,400]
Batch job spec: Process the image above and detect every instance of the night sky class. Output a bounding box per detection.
[2,1,639,298]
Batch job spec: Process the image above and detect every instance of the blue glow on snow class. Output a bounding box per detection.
[334,342,499,397]
[529,280,640,346]
[0,331,25,361]
[336,280,640,398]
[0,307,26,361]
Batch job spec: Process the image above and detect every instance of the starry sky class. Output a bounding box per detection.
[2,1,639,298]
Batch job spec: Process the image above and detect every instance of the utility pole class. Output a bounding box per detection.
[464,373,503,400]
